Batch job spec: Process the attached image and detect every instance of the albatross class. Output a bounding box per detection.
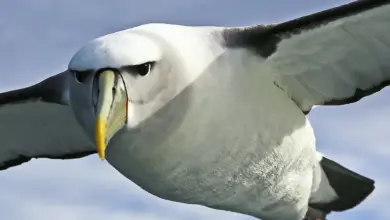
[0,1,388,219]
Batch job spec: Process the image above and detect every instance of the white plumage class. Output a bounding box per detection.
[0,1,387,219]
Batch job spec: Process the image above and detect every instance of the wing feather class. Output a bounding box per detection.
[222,0,390,113]
[0,71,95,171]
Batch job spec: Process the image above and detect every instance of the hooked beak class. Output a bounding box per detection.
[95,70,128,160]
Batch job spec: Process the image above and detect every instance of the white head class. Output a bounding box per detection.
[66,24,222,160]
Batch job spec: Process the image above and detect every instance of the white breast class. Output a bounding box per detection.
[105,49,318,219]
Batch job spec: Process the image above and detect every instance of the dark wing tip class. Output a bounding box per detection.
[310,157,375,213]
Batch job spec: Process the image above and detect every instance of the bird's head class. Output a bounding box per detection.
[66,25,192,160]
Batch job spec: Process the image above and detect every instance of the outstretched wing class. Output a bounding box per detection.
[0,70,95,171]
[222,0,390,114]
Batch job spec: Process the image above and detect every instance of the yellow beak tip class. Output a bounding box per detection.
[96,116,107,161]
[98,153,105,161]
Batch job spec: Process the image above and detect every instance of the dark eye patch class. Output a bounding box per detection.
[70,70,91,83]
[122,61,155,77]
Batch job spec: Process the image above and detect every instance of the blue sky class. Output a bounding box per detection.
[0,0,389,219]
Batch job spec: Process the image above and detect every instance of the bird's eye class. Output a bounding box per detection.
[133,62,155,77]
[72,70,89,83]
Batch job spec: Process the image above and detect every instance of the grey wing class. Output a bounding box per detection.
[0,70,95,171]
[222,0,390,114]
